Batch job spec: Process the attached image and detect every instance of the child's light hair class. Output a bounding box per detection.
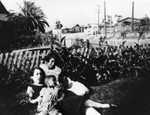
[44,75,57,86]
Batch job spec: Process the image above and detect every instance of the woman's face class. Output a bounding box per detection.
[32,69,42,84]
[47,58,55,69]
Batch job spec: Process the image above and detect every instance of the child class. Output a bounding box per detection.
[27,67,45,101]
[30,75,63,115]
[40,53,61,84]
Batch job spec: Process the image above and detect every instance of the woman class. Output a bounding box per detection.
[27,67,45,102]
[40,53,61,84]
[26,67,46,114]
[60,76,117,115]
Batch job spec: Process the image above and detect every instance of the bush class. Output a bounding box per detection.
[0,64,32,115]
[0,30,57,52]
[0,64,31,96]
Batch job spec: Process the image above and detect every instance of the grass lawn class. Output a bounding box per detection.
[1,72,150,115]
[90,72,150,115]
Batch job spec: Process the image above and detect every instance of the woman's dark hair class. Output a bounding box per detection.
[33,67,46,85]
[59,75,70,89]
[42,51,63,68]
[42,53,56,62]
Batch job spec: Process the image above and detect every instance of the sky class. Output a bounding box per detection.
[1,0,150,29]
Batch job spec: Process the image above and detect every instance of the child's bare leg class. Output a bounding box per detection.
[84,99,110,108]
[85,107,101,115]
[38,111,48,115]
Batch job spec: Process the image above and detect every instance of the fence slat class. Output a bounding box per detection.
[17,51,23,68]
[0,53,4,64]
[35,50,40,67]
[11,52,18,71]
[30,51,37,70]
[8,53,14,70]
[3,53,9,65]
[22,51,29,70]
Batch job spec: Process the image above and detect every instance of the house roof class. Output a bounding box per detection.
[62,24,80,29]
[72,24,80,28]
[84,23,110,28]
[118,17,140,23]
[0,1,9,21]
[0,1,9,14]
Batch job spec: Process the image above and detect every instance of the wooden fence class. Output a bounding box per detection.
[0,45,96,72]
[0,47,51,71]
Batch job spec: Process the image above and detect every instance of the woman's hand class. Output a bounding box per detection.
[50,84,62,100]
[50,88,59,100]
[109,104,117,108]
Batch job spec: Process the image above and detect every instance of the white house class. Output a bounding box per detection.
[83,23,113,36]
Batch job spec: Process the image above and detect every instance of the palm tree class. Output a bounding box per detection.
[8,1,49,37]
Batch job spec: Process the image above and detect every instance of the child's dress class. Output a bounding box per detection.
[37,86,60,115]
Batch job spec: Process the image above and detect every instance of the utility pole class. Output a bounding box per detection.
[104,1,107,38]
[96,5,101,35]
[131,1,134,31]
[98,5,100,35]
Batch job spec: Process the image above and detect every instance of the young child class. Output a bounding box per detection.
[27,67,45,101]
[40,53,61,84]
[30,75,63,115]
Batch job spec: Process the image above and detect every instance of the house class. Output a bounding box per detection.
[62,24,82,34]
[0,0,9,28]
[114,17,141,32]
[83,23,112,36]
[72,24,81,33]
[62,22,113,36]
[0,1,14,51]
[0,1,9,20]
[0,0,10,34]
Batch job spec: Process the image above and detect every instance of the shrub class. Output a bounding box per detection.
[0,64,32,115]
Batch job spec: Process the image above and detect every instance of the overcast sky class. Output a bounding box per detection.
[1,0,150,28]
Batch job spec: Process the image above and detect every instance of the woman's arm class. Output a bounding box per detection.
[30,96,42,104]
[57,93,65,102]
[30,87,45,104]
[26,86,34,100]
